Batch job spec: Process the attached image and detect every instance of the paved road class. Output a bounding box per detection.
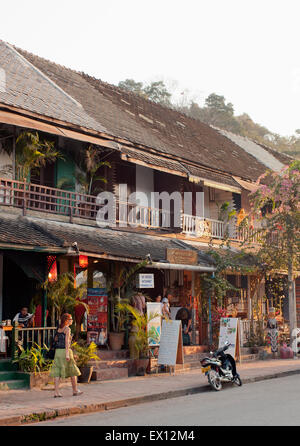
[37,375,300,426]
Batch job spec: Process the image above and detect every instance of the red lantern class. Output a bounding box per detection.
[48,261,57,282]
[79,255,89,269]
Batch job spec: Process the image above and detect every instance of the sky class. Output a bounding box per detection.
[0,0,299,136]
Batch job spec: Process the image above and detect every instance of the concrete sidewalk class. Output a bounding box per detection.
[1,358,300,425]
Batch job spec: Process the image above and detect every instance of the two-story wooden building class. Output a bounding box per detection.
[0,39,294,355]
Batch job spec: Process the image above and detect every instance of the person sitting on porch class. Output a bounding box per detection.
[176,301,192,345]
[13,307,35,328]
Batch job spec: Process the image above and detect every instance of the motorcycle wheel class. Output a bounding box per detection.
[208,370,222,391]
[233,375,242,386]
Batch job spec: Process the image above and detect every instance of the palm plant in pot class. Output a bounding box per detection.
[106,260,149,351]
[116,303,159,376]
[72,340,100,383]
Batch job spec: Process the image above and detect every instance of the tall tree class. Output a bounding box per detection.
[143,81,172,105]
[249,161,300,353]
[118,79,145,97]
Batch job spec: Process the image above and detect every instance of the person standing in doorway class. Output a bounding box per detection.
[49,313,82,398]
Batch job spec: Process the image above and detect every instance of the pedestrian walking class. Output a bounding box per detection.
[49,313,82,398]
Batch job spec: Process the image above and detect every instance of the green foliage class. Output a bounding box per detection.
[75,145,111,195]
[248,161,300,274]
[118,79,171,105]
[245,320,266,347]
[42,273,89,325]
[106,260,149,332]
[13,343,53,374]
[117,303,159,358]
[71,340,99,368]
[202,245,258,306]
[15,131,62,180]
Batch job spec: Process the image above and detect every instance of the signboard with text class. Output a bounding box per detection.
[136,273,154,288]
[86,288,108,342]
[218,317,241,361]
[166,248,198,265]
[158,320,184,367]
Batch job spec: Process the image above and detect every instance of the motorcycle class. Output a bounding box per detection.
[200,342,242,391]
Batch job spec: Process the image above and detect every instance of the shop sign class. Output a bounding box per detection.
[158,320,184,367]
[166,248,198,265]
[147,302,162,346]
[137,273,154,288]
[85,288,108,343]
[218,317,241,361]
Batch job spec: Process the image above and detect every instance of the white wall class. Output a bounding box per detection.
[135,165,154,208]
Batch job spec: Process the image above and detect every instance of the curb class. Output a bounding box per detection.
[1,368,300,425]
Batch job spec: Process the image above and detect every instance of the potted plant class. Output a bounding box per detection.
[42,272,89,331]
[117,303,159,376]
[72,340,100,383]
[106,260,149,351]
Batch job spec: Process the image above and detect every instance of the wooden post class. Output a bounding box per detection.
[11,322,19,361]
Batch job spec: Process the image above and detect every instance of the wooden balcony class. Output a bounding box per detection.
[182,213,261,243]
[0,177,173,228]
[0,177,261,243]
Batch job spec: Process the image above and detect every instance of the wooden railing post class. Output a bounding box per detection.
[11,322,19,361]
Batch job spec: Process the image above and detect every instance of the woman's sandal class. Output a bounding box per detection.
[54,394,63,398]
[73,390,83,396]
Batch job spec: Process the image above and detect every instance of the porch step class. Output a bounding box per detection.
[96,350,129,360]
[0,371,26,381]
[97,359,129,369]
[0,360,17,372]
[183,346,208,355]
[0,360,29,389]
[241,354,260,362]
[92,367,129,381]
[0,379,29,390]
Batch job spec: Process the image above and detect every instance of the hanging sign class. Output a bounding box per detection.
[218,317,241,361]
[86,288,108,343]
[136,273,154,288]
[166,248,198,265]
[147,302,162,346]
[158,320,184,367]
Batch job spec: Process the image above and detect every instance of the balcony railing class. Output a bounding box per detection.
[0,177,261,243]
[0,177,173,228]
[182,214,261,243]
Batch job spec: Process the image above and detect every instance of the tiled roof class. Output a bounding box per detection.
[0,212,213,266]
[0,40,292,184]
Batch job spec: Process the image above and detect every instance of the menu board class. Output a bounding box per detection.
[218,317,240,360]
[147,302,162,346]
[158,320,184,366]
[86,288,108,342]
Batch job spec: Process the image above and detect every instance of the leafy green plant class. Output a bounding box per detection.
[117,303,159,358]
[15,131,62,181]
[13,343,53,374]
[42,273,89,326]
[106,259,149,332]
[76,145,111,195]
[71,340,99,368]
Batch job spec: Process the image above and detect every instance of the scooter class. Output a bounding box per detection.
[200,342,242,391]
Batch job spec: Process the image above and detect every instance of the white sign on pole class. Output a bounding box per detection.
[147,302,162,346]
[158,320,184,366]
[218,317,240,360]
[137,274,154,288]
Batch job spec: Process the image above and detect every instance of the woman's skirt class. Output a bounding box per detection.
[49,349,81,378]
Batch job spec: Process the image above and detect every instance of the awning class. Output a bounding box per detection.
[232,176,257,192]
[147,262,215,272]
[0,109,118,150]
